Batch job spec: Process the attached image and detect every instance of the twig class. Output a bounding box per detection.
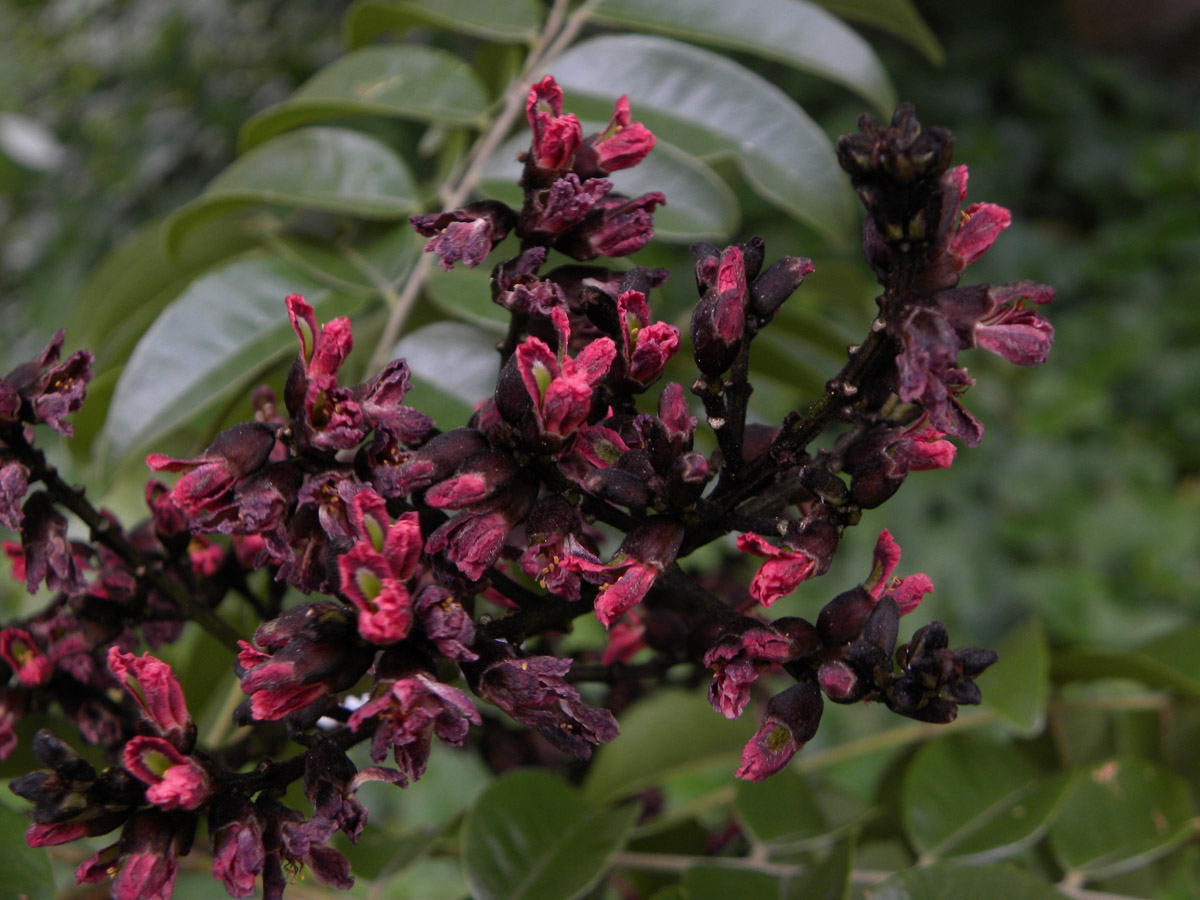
[3,425,242,650]
[367,0,603,373]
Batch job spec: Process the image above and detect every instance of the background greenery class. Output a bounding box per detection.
[2,0,1199,897]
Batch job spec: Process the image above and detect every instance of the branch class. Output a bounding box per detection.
[3,426,242,650]
[367,0,603,373]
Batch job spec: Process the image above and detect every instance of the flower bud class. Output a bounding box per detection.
[735,683,823,781]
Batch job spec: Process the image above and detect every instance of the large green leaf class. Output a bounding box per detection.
[984,617,1050,735]
[462,769,639,900]
[0,803,54,900]
[681,866,779,900]
[394,321,501,411]
[785,840,853,900]
[1049,758,1197,879]
[239,45,490,151]
[736,769,873,851]
[343,0,544,47]
[902,735,1069,862]
[552,35,856,242]
[480,134,740,242]
[1052,623,1200,699]
[811,0,943,65]
[100,253,359,469]
[591,0,895,115]
[583,688,756,804]
[869,862,1069,900]
[165,127,418,253]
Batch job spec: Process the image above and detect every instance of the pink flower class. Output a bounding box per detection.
[122,736,211,810]
[0,628,51,687]
[586,95,656,173]
[703,618,799,719]
[525,75,583,170]
[736,533,819,608]
[107,647,194,752]
[973,281,1055,366]
[863,529,932,615]
[735,683,823,781]
[338,544,413,644]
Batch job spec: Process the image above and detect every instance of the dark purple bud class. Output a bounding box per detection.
[816,587,874,646]
[19,492,86,594]
[411,200,516,271]
[381,427,489,498]
[750,256,815,321]
[583,467,652,511]
[739,236,766,282]
[818,660,864,703]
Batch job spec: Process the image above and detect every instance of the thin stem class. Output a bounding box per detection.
[3,426,242,650]
[367,0,601,374]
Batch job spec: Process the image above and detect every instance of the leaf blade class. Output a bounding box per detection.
[591,0,896,115]
[462,769,638,900]
[239,45,490,151]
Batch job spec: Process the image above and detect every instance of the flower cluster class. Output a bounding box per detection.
[1,90,1051,900]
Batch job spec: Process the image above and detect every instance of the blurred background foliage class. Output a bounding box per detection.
[2,0,1200,898]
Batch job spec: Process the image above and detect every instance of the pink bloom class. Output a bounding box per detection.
[948,201,1011,270]
[349,674,480,785]
[587,95,656,172]
[410,200,516,271]
[0,628,51,687]
[514,312,616,441]
[863,529,932,615]
[338,543,413,644]
[122,736,211,811]
[736,533,819,608]
[146,421,276,517]
[287,293,352,379]
[602,613,647,666]
[703,618,797,719]
[525,76,583,170]
[107,647,194,752]
[973,281,1055,366]
[736,683,823,782]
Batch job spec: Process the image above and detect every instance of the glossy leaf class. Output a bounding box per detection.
[1053,623,1200,699]
[73,214,255,370]
[165,127,418,253]
[480,133,740,242]
[100,253,359,469]
[869,862,1069,900]
[0,802,54,900]
[811,0,943,64]
[984,617,1050,735]
[553,35,856,242]
[591,0,896,115]
[1050,758,1197,879]
[902,735,1068,862]
[736,769,873,851]
[785,840,853,900]
[343,0,543,46]
[462,769,639,900]
[239,45,490,151]
[393,321,501,412]
[681,865,779,900]
[583,688,757,804]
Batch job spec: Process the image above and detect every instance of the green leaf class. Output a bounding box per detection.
[100,253,360,470]
[462,769,639,900]
[1053,623,1200,699]
[984,617,1050,735]
[480,134,740,242]
[736,769,873,851]
[1049,758,1198,879]
[902,735,1069,862]
[810,0,944,65]
[73,213,260,369]
[239,45,490,151]
[680,865,779,900]
[394,321,501,411]
[785,840,854,900]
[584,688,757,804]
[165,127,418,254]
[553,35,856,242]
[869,862,1069,900]
[591,0,896,116]
[0,803,54,900]
[343,0,543,46]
